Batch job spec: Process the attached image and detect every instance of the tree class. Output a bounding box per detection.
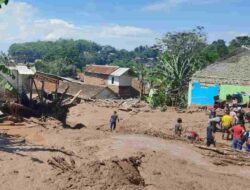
[158,27,207,87]
[0,0,8,8]
[0,53,16,93]
[229,36,250,52]
[133,63,148,100]
[203,39,229,62]
[151,27,208,107]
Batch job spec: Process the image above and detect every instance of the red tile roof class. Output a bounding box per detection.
[85,65,119,75]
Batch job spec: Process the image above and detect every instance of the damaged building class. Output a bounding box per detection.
[34,72,116,100]
[188,49,250,106]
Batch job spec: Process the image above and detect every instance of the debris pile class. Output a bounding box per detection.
[93,99,151,113]
[48,156,76,171]
[48,155,145,190]
[195,145,250,166]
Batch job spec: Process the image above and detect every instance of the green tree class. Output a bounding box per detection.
[151,27,208,107]
[203,39,229,62]
[0,53,16,93]
[229,36,250,52]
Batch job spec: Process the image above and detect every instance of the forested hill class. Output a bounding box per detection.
[8,39,159,75]
[8,35,250,78]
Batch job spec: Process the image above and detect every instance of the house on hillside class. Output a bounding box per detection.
[84,65,138,98]
[84,65,119,86]
[188,49,250,106]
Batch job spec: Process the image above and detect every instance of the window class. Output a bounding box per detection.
[111,77,115,84]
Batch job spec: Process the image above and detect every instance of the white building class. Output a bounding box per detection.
[108,68,132,86]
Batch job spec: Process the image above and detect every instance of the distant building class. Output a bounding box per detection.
[84,65,138,98]
[84,65,119,86]
[188,49,250,106]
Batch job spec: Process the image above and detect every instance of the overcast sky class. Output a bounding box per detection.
[0,0,250,52]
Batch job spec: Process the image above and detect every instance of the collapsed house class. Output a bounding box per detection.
[83,65,138,98]
[34,72,116,100]
[188,49,250,106]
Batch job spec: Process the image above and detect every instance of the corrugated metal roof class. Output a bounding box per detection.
[85,65,119,75]
[110,68,130,76]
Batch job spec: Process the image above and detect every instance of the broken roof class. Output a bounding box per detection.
[192,49,250,85]
[85,65,119,75]
[110,68,130,77]
[58,80,115,99]
[9,65,36,75]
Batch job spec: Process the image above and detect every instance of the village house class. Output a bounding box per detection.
[188,49,250,106]
[83,65,138,98]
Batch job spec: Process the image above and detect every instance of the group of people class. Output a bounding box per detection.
[174,106,250,152]
[110,104,250,152]
[208,106,250,151]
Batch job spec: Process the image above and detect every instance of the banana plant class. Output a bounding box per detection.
[0,0,8,9]
[0,54,16,94]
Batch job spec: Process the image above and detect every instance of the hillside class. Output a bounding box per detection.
[8,39,159,77]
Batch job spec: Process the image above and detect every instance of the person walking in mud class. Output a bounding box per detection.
[110,111,119,132]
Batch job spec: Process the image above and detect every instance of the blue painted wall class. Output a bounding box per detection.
[190,82,219,106]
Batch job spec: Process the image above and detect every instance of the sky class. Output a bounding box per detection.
[0,0,250,52]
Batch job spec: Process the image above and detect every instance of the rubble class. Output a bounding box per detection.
[48,155,145,190]
[92,98,152,113]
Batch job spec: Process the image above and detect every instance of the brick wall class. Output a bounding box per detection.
[84,74,108,86]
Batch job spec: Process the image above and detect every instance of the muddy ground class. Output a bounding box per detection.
[0,102,249,190]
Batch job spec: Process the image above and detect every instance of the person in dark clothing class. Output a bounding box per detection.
[207,124,216,147]
[209,108,216,119]
[237,109,245,127]
[110,111,119,132]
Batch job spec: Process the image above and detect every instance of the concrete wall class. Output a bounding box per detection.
[189,82,250,106]
[108,73,132,87]
[220,85,250,103]
[95,89,116,99]
[189,82,219,106]
[119,74,132,86]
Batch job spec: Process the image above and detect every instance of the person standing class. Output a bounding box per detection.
[174,118,183,136]
[207,124,216,147]
[110,111,119,132]
[241,130,250,152]
[230,122,244,150]
[221,111,233,140]
[245,131,250,152]
[230,108,238,126]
